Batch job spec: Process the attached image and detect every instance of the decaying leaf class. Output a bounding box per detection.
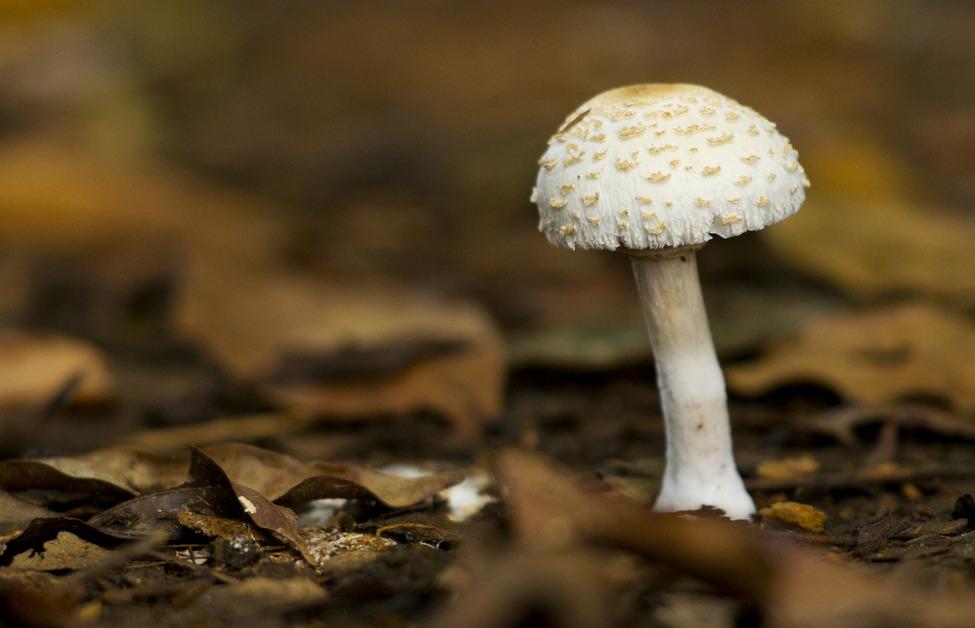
[10,532,112,571]
[727,303,975,412]
[0,517,134,566]
[759,502,827,533]
[0,447,185,500]
[202,443,465,509]
[175,262,505,438]
[0,139,284,266]
[0,490,54,535]
[176,511,259,542]
[0,443,462,519]
[0,331,114,410]
[301,529,395,569]
[765,197,975,305]
[763,135,975,305]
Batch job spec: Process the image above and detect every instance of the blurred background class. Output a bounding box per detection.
[1,0,974,459]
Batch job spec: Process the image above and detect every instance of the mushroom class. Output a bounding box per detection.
[531,84,809,519]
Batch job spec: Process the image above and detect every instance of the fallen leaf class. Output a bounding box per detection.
[0,331,114,410]
[0,517,134,566]
[0,443,462,512]
[0,447,185,498]
[764,198,975,305]
[175,262,505,438]
[759,502,827,533]
[180,448,313,564]
[202,443,464,509]
[0,490,54,535]
[176,511,259,543]
[0,138,284,266]
[301,529,395,569]
[763,135,975,305]
[10,531,112,571]
[727,303,975,412]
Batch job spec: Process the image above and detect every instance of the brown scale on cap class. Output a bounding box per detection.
[647,172,671,183]
[706,133,734,146]
[618,124,647,140]
[615,157,638,172]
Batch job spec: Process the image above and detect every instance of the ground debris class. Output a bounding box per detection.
[760,501,827,533]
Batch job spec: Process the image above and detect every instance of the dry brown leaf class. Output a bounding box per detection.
[765,198,975,305]
[759,502,827,533]
[10,531,112,571]
[0,443,462,511]
[175,262,505,438]
[0,138,284,265]
[0,331,114,410]
[763,134,975,305]
[767,137,965,298]
[0,490,54,535]
[0,447,186,498]
[727,303,975,412]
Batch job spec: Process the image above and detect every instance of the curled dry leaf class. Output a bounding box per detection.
[0,331,114,410]
[90,448,313,562]
[0,443,462,512]
[727,303,975,412]
[175,262,505,438]
[199,443,464,508]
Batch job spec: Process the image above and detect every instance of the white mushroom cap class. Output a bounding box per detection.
[531,84,810,250]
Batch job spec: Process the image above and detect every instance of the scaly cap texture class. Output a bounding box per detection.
[532,84,809,250]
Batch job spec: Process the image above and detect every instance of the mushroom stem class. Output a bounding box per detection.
[630,248,755,519]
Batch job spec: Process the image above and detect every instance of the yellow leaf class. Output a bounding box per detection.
[759,501,827,533]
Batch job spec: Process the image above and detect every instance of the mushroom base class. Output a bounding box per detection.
[630,250,755,520]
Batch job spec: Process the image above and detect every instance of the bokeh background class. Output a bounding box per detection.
[1,0,974,456]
